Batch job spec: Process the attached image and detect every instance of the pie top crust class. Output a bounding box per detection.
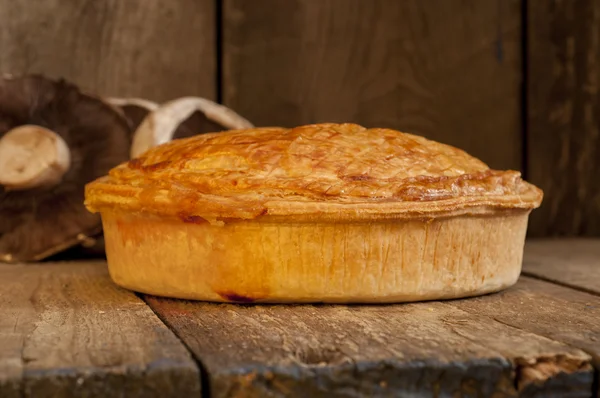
[84,123,543,223]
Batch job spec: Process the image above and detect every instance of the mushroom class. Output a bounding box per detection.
[0,75,131,263]
[105,97,159,133]
[129,96,254,158]
[106,96,254,158]
[0,75,255,263]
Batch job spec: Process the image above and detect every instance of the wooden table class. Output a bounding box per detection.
[1,239,599,398]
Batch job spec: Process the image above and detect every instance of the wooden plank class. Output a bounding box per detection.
[0,271,25,398]
[146,295,592,397]
[523,239,600,295]
[526,0,600,236]
[0,262,201,398]
[0,0,215,101]
[223,0,523,170]
[453,276,600,397]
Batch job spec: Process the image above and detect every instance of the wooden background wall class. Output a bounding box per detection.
[0,0,598,237]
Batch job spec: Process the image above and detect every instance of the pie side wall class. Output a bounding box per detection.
[100,210,530,303]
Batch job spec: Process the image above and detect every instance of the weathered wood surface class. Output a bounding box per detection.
[454,277,600,397]
[0,262,200,398]
[523,239,600,295]
[146,289,592,397]
[0,0,216,102]
[3,243,599,397]
[223,0,523,171]
[526,0,600,236]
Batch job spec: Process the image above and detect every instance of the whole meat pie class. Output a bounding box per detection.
[84,123,543,303]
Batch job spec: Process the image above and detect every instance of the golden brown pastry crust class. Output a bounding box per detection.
[84,123,543,222]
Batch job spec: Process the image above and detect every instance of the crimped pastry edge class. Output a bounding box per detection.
[85,177,542,225]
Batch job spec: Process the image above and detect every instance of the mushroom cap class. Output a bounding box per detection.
[0,75,131,262]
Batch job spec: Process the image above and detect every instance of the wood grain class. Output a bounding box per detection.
[522,239,600,295]
[0,264,28,398]
[0,0,216,102]
[223,0,523,171]
[526,0,600,236]
[454,276,600,397]
[146,291,591,397]
[0,262,201,398]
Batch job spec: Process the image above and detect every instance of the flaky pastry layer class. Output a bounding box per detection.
[85,123,543,222]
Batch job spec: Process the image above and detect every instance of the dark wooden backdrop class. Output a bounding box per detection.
[0,0,597,237]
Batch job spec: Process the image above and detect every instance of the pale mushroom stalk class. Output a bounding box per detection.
[104,97,160,133]
[0,125,71,190]
[130,96,254,158]
[105,97,159,114]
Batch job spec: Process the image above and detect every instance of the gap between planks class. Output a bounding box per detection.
[521,271,600,299]
[136,291,213,398]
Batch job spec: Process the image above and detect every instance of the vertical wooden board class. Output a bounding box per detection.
[223,0,523,170]
[146,295,592,398]
[523,239,600,295]
[0,262,201,398]
[0,0,215,102]
[527,0,600,236]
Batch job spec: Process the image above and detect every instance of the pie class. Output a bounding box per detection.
[84,123,543,303]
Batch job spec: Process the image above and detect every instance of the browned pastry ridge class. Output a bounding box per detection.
[85,123,542,222]
[84,123,543,304]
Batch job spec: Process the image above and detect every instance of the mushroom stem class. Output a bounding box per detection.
[130,97,254,158]
[0,125,71,190]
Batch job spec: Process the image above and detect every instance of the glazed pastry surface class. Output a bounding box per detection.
[85,123,542,221]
